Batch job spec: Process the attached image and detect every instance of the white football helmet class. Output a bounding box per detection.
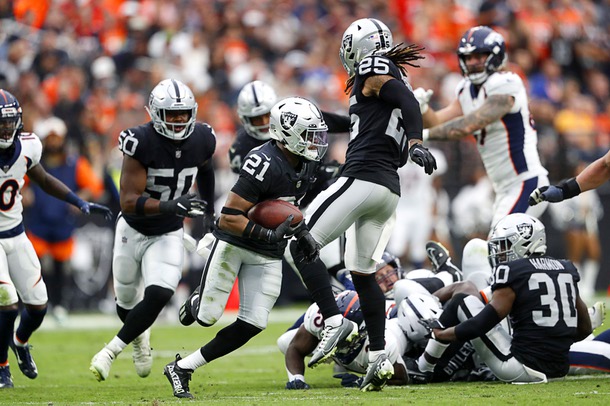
[145,79,198,140]
[396,293,443,346]
[339,18,393,76]
[237,80,277,140]
[488,213,547,267]
[269,97,328,161]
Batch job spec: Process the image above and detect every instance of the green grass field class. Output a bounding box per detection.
[3,302,610,405]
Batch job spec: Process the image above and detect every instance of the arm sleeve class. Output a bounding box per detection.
[378,79,423,141]
[196,160,216,215]
[321,111,351,133]
[454,303,502,341]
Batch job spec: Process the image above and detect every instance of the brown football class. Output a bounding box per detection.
[247,200,303,229]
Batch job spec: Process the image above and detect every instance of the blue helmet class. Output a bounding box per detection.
[375,251,402,298]
[457,26,507,85]
[335,290,365,331]
[0,89,23,149]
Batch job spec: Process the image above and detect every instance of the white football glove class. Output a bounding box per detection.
[413,87,434,114]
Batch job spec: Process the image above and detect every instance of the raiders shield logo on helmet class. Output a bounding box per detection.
[342,34,353,53]
[280,112,297,130]
[517,223,533,239]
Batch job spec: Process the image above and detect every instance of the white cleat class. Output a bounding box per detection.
[589,301,606,330]
[132,329,153,378]
[90,347,115,382]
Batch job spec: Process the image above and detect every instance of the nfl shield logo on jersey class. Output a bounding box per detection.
[280,112,297,130]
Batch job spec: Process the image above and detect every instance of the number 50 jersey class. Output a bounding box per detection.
[118,121,216,236]
[491,256,580,378]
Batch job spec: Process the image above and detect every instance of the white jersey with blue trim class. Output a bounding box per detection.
[303,302,408,373]
[0,133,42,232]
[456,71,547,193]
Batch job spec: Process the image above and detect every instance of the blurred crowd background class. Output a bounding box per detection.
[1,0,609,318]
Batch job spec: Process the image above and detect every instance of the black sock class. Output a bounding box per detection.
[298,262,339,319]
[16,306,47,343]
[116,285,173,344]
[116,304,130,323]
[0,309,18,363]
[352,273,386,351]
[200,319,262,363]
[438,293,469,327]
[412,277,445,294]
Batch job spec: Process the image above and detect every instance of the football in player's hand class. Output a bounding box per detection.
[248,200,303,229]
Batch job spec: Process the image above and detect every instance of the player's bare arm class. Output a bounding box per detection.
[27,163,76,200]
[575,150,610,193]
[575,295,593,341]
[218,191,255,236]
[285,325,319,376]
[118,154,151,213]
[428,94,514,141]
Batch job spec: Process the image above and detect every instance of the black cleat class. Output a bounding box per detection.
[164,354,194,398]
[404,357,432,384]
[0,365,13,388]
[179,287,200,327]
[426,241,463,282]
[10,342,37,379]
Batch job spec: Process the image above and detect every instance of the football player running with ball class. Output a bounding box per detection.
[164,97,325,399]
[0,90,112,388]
[290,18,437,392]
[90,79,216,382]
[415,26,549,229]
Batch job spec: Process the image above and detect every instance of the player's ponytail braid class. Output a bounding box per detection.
[344,43,425,94]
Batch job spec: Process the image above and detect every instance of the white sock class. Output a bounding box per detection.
[177,350,207,370]
[107,337,127,355]
[369,350,385,363]
[325,314,343,328]
[417,355,436,373]
[13,333,26,347]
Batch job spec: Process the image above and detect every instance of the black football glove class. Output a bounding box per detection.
[409,143,437,175]
[159,193,207,218]
[528,185,563,205]
[79,201,113,221]
[333,373,363,388]
[262,215,295,243]
[295,226,320,263]
[418,318,445,338]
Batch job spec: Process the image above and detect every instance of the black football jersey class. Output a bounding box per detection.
[214,141,316,258]
[491,256,580,377]
[228,127,266,174]
[119,122,216,236]
[340,55,413,196]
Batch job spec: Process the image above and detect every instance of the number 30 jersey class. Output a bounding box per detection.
[0,134,42,233]
[118,122,216,236]
[491,256,580,377]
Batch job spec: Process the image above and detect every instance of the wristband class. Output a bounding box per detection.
[243,220,255,238]
[560,177,581,199]
[66,191,85,208]
[136,196,149,215]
